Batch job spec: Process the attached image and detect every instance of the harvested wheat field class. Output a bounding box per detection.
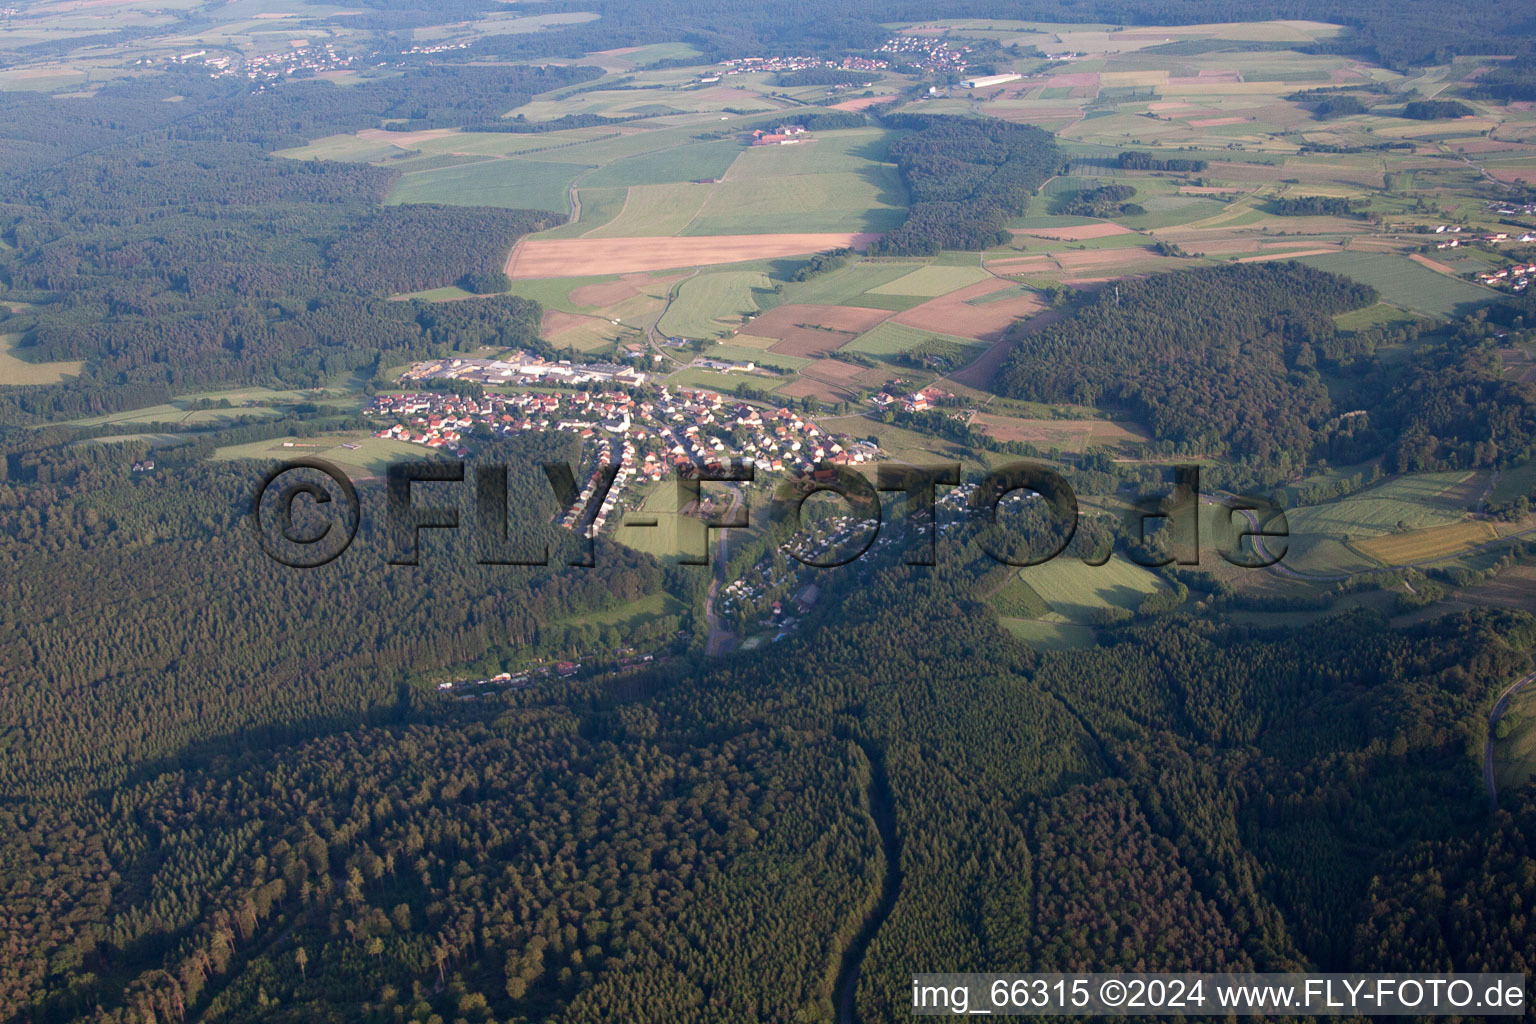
[507,233,882,278]
[1013,222,1135,241]
[568,272,686,307]
[984,254,1058,275]
[971,413,1148,448]
[947,310,1065,389]
[748,304,891,357]
[892,279,1047,341]
[1187,116,1251,128]
[1408,253,1459,275]
[1235,247,1340,262]
[830,95,894,111]
[799,359,866,383]
[541,310,598,337]
[1355,520,1499,565]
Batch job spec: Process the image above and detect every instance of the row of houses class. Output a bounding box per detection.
[717,55,891,75]
[1479,263,1534,292]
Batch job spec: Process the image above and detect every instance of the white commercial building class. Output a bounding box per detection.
[961,73,1023,89]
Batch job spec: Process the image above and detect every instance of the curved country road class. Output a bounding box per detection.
[1486,671,1536,810]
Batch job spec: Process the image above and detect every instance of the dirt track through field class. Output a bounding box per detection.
[507,233,882,278]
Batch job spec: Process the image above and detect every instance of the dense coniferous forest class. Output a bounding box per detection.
[1117,151,1208,172]
[995,263,1376,478]
[1402,99,1477,119]
[7,457,1536,1021]
[869,115,1060,255]
[1270,195,1364,215]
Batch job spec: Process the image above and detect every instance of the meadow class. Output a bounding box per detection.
[1016,555,1167,622]
[1294,252,1497,319]
[658,271,773,339]
[611,479,710,559]
[0,334,84,385]
[386,158,587,214]
[213,432,430,482]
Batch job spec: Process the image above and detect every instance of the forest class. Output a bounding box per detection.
[868,115,1060,255]
[994,263,1377,480]
[5,452,1536,1021]
[0,70,592,425]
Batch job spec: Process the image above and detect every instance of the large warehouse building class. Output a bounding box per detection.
[961,73,1023,88]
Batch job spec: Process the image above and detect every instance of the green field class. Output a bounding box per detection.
[682,170,909,235]
[1295,251,1497,319]
[724,129,896,179]
[581,139,744,187]
[769,259,923,308]
[659,271,772,338]
[60,387,335,428]
[663,367,772,394]
[866,265,992,296]
[1016,555,1168,623]
[0,333,84,385]
[1492,460,1536,505]
[1284,471,1476,542]
[536,186,629,239]
[843,320,983,357]
[611,479,709,559]
[584,182,712,237]
[213,432,431,481]
[1332,302,1419,332]
[386,158,587,214]
[565,590,689,630]
[1495,684,1536,792]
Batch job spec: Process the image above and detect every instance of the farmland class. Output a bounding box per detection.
[1015,555,1168,623]
[1293,252,1498,319]
[1354,521,1500,565]
[658,271,773,339]
[0,334,83,385]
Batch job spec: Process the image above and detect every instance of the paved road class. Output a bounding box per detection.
[1486,670,1536,810]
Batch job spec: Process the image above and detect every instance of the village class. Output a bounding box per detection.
[368,359,885,536]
